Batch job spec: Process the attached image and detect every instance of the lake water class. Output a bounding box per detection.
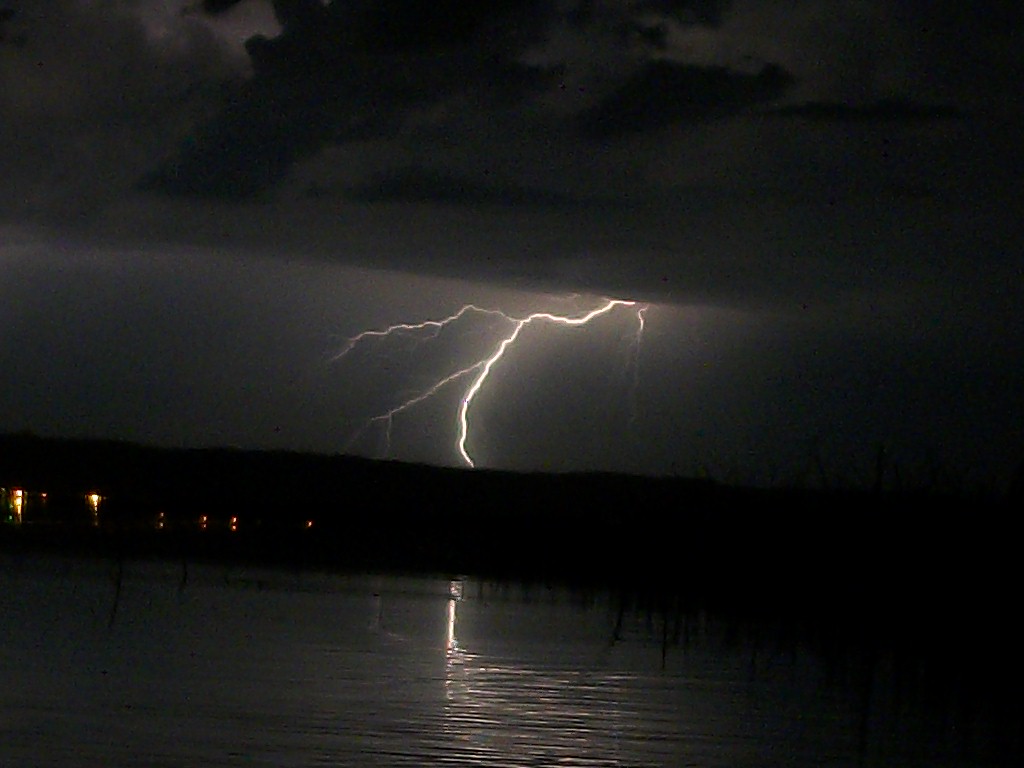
[0,553,1013,767]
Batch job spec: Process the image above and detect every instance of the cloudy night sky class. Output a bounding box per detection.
[1,0,1021,488]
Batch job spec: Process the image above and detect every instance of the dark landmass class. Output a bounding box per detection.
[2,432,1016,612]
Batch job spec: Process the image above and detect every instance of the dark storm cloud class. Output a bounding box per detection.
[877,2,1022,109]
[0,7,26,47]
[201,0,250,14]
[0,0,239,219]
[575,60,793,138]
[768,98,965,124]
[569,0,731,28]
[1,0,1014,293]
[632,0,731,26]
[343,167,583,208]
[141,0,560,199]
[140,0,787,200]
[567,0,732,55]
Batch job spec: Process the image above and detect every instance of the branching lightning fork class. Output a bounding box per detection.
[337,298,648,467]
[332,304,507,361]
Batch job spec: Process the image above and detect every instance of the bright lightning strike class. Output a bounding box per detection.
[628,305,648,427]
[333,304,507,361]
[338,298,649,467]
[455,299,637,467]
[344,360,486,455]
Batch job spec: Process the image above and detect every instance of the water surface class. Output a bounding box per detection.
[0,554,1008,766]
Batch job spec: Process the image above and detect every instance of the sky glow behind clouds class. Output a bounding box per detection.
[1,0,1021,488]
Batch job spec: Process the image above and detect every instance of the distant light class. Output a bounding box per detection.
[229,515,239,532]
[12,488,24,525]
[156,511,166,530]
[86,492,102,526]
[305,519,314,529]
[199,514,208,531]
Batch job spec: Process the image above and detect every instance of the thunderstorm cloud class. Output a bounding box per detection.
[1,0,1022,483]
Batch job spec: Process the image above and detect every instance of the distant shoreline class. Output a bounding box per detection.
[2,433,1016,625]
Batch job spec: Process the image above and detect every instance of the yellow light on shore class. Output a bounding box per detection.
[12,489,24,525]
[86,492,102,526]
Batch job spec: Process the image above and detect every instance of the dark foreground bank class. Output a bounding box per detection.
[1,433,1019,628]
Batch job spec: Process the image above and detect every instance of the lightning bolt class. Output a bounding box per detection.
[455,299,637,467]
[333,304,507,361]
[344,360,487,455]
[628,305,648,427]
[338,298,649,467]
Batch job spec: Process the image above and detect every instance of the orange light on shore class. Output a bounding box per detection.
[229,515,238,532]
[86,492,102,526]
[12,489,24,525]
[305,520,314,529]
[199,514,208,531]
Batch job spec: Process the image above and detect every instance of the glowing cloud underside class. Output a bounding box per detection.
[337,298,648,467]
